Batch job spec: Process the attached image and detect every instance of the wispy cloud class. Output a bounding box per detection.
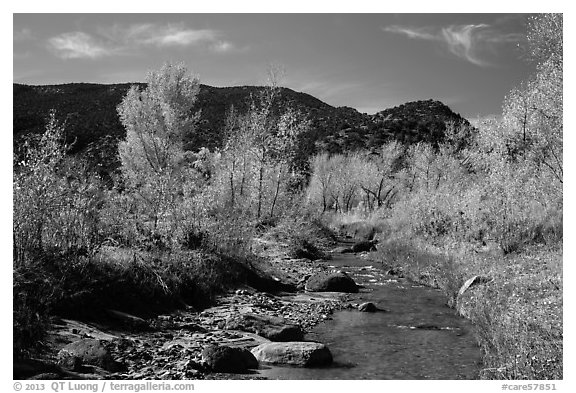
[441,24,491,66]
[48,32,115,59]
[383,24,523,67]
[383,25,436,40]
[47,23,239,59]
[113,23,220,47]
[211,40,236,53]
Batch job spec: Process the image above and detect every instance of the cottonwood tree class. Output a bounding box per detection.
[245,66,284,219]
[219,65,310,219]
[117,62,200,242]
[268,107,310,217]
[308,153,336,213]
[503,14,562,184]
[358,142,403,211]
[220,106,242,208]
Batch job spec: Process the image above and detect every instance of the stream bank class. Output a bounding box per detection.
[16,241,482,380]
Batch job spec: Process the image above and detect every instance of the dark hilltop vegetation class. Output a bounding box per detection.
[13,14,562,381]
[13,82,471,178]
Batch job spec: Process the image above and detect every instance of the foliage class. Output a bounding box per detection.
[307,142,404,214]
[302,13,563,380]
[13,112,105,357]
[13,111,104,265]
[116,62,206,248]
[15,83,472,179]
[213,73,311,222]
[503,14,562,184]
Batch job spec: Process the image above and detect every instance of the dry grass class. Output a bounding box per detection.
[261,214,337,260]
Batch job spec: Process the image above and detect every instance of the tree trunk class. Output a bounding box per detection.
[270,166,282,218]
[229,159,236,207]
[257,164,264,219]
[240,155,247,196]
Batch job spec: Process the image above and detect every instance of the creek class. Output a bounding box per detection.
[257,248,483,379]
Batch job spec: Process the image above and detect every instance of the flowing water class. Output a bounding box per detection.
[257,248,483,379]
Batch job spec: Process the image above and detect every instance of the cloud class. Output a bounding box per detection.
[382,23,523,67]
[47,23,239,59]
[211,40,234,53]
[48,32,114,59]
[383,25,436,40]
[101,23,236,52]
[119,24,220,47]
[440,24,491,66]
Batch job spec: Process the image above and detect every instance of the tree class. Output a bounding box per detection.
[268,107,310,217]
[116,62,200,240]
[218,65,309,220]
[308,153,335,213]
[503,14,562,184]
[117,62,199,181]
[358,141,403,211]
[526,13,562,67]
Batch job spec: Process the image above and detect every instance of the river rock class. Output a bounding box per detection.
[225,313,304,341]
[57,339,121,372]
[201,344,258,373]
[358,302,378,312]
[351,240,378,253]
[305,271,359,293]
[251,342,333,367]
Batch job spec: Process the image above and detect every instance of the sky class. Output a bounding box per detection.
[14,13,536,119]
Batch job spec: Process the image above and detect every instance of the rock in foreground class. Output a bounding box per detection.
[201,344,258,373]
[57,339,121,372]
[225,313,304,342]
[358,302,378,312]
[305,272,359,293]
[251,342,333,367]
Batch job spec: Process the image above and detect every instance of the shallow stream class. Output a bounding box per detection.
[257,248,483,379]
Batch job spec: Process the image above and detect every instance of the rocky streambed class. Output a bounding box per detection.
[15,241,483,380]
[15,253,352,380]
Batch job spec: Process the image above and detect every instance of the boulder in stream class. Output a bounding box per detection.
[358,302,378,312]
[251,342,333,367]
[305,271,359,293]
[225,313,304,342]
[201,344,258,373]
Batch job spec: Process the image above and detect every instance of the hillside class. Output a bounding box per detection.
[13,83,473,174]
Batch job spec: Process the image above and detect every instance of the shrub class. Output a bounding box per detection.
[13,112,104,266]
